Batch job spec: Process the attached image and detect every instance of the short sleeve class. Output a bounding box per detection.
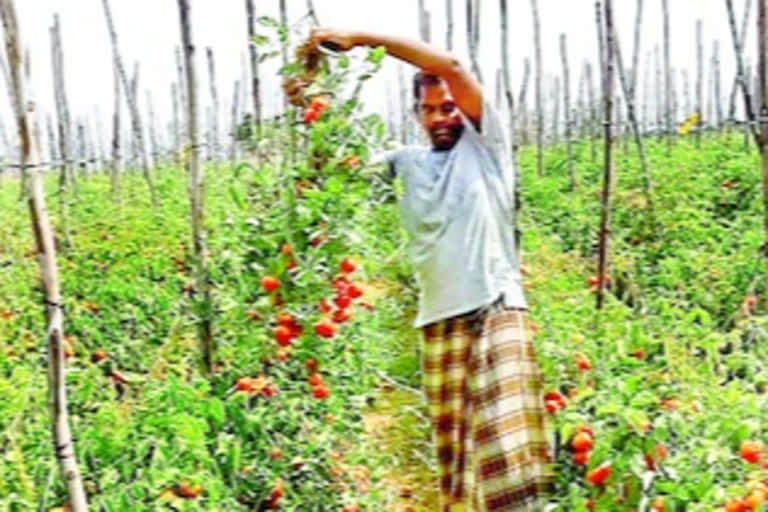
[461,96,512,171]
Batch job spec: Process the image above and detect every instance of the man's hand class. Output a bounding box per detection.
[309,28,358,53]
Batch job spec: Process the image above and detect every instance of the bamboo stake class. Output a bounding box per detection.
[595,1,607,153]
[596,0,615,310]
[747,61,754,150]
[586,62,597,161]
[230,80,240,164]
[642,52,650,133]
[629,0,644,97]
[146,90,159,166]
[418,0,431,43]
[655,45,662,140]
[0,1,89,509]
[171,82,180,167]
[77,122,88,175]
[560,33,575,188]
[696,21,703,146]
[102,0,158,206]
[714,40,722,130]
[500,0,517,153]
[531,0,543,175]
[129,62,139,168]
[206,47,219,161]
[49,16,72,248]
[728,0,752,125]
[245,0,262,136]
[759,0,768,266]
[177,0,214,375]
[111,60,121,201]
[50,14,74,196]
[306,0,319,25]
[518,58,531,148]
[726,0,760,147]
[613,20,655,230]
[661,0,672,152]
[446,0,454,51]
[499,0,522,262]
[551,76,560,145]
[467,0,483,83]
[46,114,57,166]
[279,0,290,120]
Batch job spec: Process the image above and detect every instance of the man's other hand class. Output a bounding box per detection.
[309,28,358,53]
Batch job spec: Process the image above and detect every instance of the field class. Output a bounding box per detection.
[3,116,768,511]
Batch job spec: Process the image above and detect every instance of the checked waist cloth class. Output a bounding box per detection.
[420,294,556,511]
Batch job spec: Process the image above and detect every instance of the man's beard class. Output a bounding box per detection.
[429,123,464,151]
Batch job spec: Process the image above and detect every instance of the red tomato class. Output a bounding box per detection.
[586,461,612,486]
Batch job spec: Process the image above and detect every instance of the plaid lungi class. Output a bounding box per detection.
[420,294,556,512]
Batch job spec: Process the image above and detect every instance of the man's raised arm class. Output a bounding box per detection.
[308,28,483,126]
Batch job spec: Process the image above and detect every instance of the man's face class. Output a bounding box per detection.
[416,80,465,151]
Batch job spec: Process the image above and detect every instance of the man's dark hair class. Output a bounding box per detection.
[412,71,442,110]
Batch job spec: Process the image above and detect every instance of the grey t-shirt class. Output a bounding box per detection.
[384,97,527,328]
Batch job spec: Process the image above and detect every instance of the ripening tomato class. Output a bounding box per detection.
[651,496,666,511]
[740,440,763,464]
[334,293,352,309]
[313,384,330,399]
[332,308,352,324]
[575,353,592,371]
[319,299,333,313]
[586,461,612,486]
[306,358,318,372]
[725,499,746,512]
[347,283,364,299]
[275,325,293,346]
[281,243,293,256]
[91,350,108,363]
[261,275,281,292]
[545,400,560,414]
[571,431,594,452]
[277,312,295,327]
[310,95,330,114]
[340,257,357,273]
[304,107,320,124]
[175,482,203,499]
[236,377,255,392]
[573,451,589,466]
[342,155,361,169]
[315,319,337,338]
[308,373,324,386]
[744,490,766,510]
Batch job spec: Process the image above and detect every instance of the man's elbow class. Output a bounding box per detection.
[425,57,464,80]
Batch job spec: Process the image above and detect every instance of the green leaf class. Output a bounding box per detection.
[367,45,387,65]
[257,15,279,27]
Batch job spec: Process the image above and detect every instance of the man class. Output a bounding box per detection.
[307,28,556,512]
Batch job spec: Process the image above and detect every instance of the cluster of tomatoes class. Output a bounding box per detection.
[303,95,330,124]
[720,441,768,511]
[257,256,366,402]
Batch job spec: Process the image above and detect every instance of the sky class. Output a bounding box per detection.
[3,0,757,155]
